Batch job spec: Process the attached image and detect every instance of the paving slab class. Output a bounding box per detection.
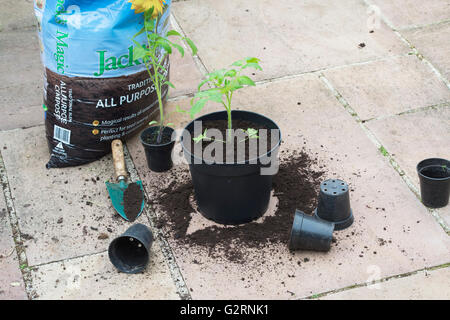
[403,22,450,81]
[172,0,408,81]
[366,106,450,226]
[369,0,450,30]
[0,0,36,32]
[0,184,28,300]
[128,74,450,299]
[0,126,152,266]
[30,245,179,300]
[323,55,450,120]
[321,266,450,299]
[0,30,43,130]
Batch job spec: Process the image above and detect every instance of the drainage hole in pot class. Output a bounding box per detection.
[333,192,337,194]
[342,189,346,191]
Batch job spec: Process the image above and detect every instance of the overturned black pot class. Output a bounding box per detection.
[108,223,153,274]
[314,179,354,230]
[140,126,175,172]
[180,110,281,225]
[289,210,334,252]
[417,158,450,208]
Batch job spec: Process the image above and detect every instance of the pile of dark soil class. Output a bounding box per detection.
[155,150,325,262]
[123,183,144,222]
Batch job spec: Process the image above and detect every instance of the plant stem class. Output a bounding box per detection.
[226,92,232,142]
[146,17,165,144]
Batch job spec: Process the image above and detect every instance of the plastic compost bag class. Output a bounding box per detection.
[34,0,171,168]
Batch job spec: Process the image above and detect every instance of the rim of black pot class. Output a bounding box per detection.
[417,158,450,181]
[140,126,175,148]
[180,110,282,165]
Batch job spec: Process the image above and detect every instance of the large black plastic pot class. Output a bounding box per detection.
[417,158,450,208]
[181,110,281,225]
[140,126,175,172]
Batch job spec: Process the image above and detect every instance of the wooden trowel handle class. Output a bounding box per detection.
[111,139,127,180]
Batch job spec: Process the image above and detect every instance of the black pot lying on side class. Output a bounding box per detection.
[140,126,175,172]
[181,110,282,225]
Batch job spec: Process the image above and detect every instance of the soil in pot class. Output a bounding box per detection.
[188,119,274,163]
[123,182,144,222]
[141,126,173,145]
[154,150,326,262]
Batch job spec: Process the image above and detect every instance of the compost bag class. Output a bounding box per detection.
[34,0,171,168]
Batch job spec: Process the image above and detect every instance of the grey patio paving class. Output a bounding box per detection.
[0,0,449,300]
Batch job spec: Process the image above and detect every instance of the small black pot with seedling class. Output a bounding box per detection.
[131,10,197,172]
[140,125,176,172]
[417,158,450,208]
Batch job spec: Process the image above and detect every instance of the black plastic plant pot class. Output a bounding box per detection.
[314,179,354,231]
[289,210,334,251]
[140,126,175,172]
[108,223,153,274]
[180,110,282,225]
[417,158,450,208]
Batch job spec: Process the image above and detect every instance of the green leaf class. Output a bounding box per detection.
[243,62,262,71]
[167,30,182,37]
[245,128,259,139]
[170,42,185,57]
[197,78,210,91]
[231,59,245,67]
[237,75,256,86]
[245,57,260,64]
[163,81,176,89]
[133,45,148,60]
[195,89,223,103]
[184,37,198,55]
[224,69,237,78]
[156,39,172,54]
[189,98,208,118]
[149,120,158,126]
[193,129,208,143]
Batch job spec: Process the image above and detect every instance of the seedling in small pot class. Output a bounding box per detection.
[179,57,262,142]
[130,2,197,144]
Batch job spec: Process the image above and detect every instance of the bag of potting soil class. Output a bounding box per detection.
[34,0,171,168]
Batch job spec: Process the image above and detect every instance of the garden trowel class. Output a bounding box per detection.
[106,140,145,221]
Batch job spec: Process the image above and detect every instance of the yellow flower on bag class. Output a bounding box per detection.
[129,0,165,17]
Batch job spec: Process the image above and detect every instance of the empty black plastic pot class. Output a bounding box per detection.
[417,158,450,208]
[289,210,334,251]
[108,223,153,274]
[140,126,175,172]
[314,179,354,231]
